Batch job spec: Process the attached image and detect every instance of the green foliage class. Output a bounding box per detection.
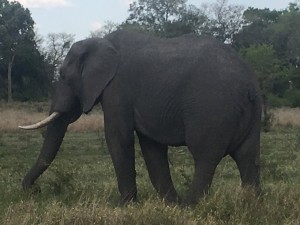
[126,0,186,32]
[268,5,300,67]
[0,0,51,101]
[0,0,34,101]
[240,44,286,93]
[239,42,300,109]
[125,0,206,37]
[0,0,35,53]
[233,8,281,48]
[124,0,246,40]
[267,94,291,108]
[235,5,300,108]
[283,89,300,107]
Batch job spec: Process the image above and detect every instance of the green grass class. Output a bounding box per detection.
[0,127,300,224]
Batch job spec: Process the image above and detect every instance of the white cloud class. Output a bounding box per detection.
[10,0,72,8]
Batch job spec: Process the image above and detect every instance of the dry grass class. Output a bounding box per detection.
[272,107,300,127]
[2,200,199,225]
[68,114,104,132]
[0,102,103,132]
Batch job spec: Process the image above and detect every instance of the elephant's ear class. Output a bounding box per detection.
[81,39,119,113]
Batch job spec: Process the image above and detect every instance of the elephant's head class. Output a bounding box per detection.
[20,38,119,129]
[19,38,119,190]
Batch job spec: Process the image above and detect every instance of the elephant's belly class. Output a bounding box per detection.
[134,111,186,146]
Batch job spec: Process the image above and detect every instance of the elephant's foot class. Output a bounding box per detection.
[119,190,137,206]
[22,179,41,195]
[180,191,208,208]
[161,193,181,205]
[180,198,199,208]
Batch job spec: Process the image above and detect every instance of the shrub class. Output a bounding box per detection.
[267,94,290,108]
[283,89,300,107]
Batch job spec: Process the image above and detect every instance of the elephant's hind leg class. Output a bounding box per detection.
[184,127,227,206]
[137,132,179,203]
[184,151,223,206]
[230,125,260,195]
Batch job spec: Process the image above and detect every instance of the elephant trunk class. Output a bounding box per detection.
[22,115,69,190]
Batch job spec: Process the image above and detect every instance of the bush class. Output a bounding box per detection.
[267,94,290,108]
[283,89,300,107]
[267,90,300,108]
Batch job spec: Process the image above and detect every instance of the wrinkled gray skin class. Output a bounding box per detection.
[22,30,261,205]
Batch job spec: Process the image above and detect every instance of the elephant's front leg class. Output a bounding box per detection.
[104,116,137,204]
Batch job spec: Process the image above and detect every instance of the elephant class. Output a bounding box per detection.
[20,30,261,206]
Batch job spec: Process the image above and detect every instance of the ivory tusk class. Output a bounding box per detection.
[19,112,61,130]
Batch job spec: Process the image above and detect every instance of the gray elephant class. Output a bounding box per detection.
[20,30,261,205]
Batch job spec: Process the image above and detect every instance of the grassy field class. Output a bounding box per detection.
[0,102,300,224]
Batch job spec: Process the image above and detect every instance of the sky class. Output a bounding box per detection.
[9,0,296,41]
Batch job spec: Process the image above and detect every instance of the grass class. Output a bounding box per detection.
[272,107,300,127]
[0,102,300,224]
[0,101,103,132]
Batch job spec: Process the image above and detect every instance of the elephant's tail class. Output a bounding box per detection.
[230,88,262,155]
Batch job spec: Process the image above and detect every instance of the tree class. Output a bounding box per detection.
[234,3,300,109]
[201,0,245,43]
[43,32,75,82]
[127,0,186,30]
[0,53,5,98]
[241,44,286,93]
[0,0,35,102]
[11,38,51,101]
[232,7,281,49]
[163,4,207,37]
[125,0,205,37]
[89,21,119,38]
[268,4,300,67]
[240,44,288,130]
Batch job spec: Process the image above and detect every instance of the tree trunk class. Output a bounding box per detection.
[7,55,15,103]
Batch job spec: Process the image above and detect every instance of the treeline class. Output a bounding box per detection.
[1,0,300,108]
[0,0,74,101]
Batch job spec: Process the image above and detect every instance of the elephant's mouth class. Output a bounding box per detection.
[19,112,62,130]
